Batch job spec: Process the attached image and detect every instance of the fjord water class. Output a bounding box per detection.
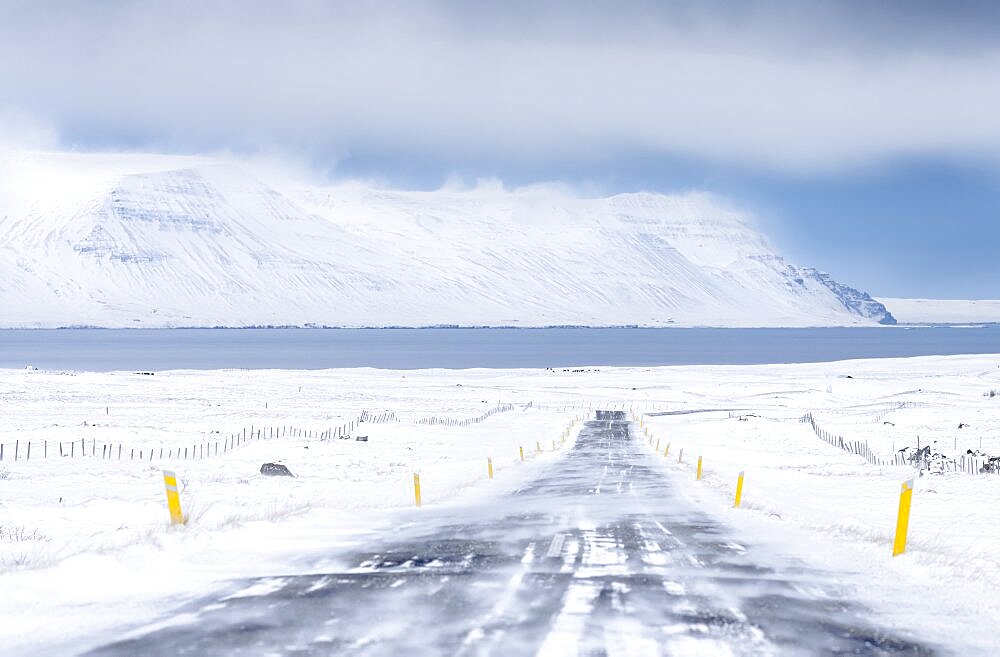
[1,327,999,371]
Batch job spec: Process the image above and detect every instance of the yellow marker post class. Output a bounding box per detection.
[696,456,703,480]
[488,457,494,479]
[536,441,542,454]
[664,443,670,458]
[413,473,422,507]
[655,438,660,452]
[892,478,914,557]
[520,446,525,462]
[162,470,185,525]
[734,471,745,508]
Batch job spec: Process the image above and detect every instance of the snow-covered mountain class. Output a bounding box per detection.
[0,152,895,328]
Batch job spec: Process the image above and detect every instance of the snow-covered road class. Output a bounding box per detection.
[83,413,934,656]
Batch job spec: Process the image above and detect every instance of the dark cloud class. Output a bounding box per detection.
[2,0,1000,172]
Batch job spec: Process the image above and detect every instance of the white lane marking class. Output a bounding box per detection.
[546,533,566,558]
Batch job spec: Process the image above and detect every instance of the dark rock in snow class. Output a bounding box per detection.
[260,463,294,477]
[356,435,368,442]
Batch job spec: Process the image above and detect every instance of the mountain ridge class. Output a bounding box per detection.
[0,152,895,328]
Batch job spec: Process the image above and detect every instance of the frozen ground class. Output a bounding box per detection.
[2,355,1000,654]
[878,298,1000,325]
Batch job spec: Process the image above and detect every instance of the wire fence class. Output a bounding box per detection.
[0,409,398,464]
[415,402,523,427]
[802,412,999,475]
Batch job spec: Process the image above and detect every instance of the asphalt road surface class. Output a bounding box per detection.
[85,411,935,656]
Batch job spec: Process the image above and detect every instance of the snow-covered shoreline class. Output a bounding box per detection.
[878,297,1000,325]
[2,355,1000,654]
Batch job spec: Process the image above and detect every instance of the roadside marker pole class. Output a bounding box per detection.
[488,457,494,479]
[536,441,542,454]
[162,470,185,525]
[520,446,525,462]
[734,471,745,508]
[696,456,703,480]
[678,448,684,464]
[413,473,422,507]
[552,440,556,451]
[655,438,660,452]
[892,478,914,557]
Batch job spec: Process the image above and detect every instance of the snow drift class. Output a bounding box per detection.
[0,151,894,328]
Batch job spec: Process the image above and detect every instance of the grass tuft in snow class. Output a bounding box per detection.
[0,524,49,543]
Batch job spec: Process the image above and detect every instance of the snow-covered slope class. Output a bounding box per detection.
[877,298,1000,324]
[0,152,894,328]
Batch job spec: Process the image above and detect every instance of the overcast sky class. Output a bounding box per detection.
[2,0,999,298]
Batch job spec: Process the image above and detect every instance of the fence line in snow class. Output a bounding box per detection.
[871,401,918,425]
[801,412,997,476]
[414,402,525,427]
[0,409,397,464]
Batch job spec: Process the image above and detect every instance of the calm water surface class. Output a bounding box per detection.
[1,327,999,371]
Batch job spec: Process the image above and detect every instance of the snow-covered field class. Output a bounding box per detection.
[3,355,1000,654]
[879,297,1000,325]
